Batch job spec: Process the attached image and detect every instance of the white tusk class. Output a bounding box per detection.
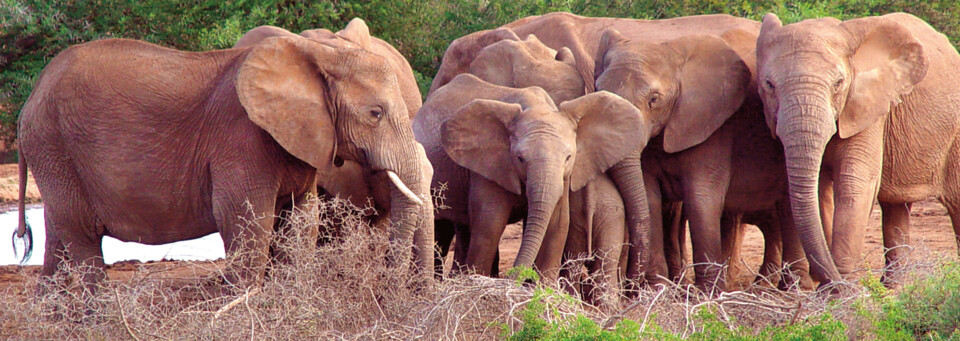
[386,170,423,206]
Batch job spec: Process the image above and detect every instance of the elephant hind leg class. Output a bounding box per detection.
[943,200,960,257]
[880,201,912,284]
[943,141,960,256]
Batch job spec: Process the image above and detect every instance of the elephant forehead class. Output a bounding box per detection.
[512,110,576,142]
[764,24,849,56]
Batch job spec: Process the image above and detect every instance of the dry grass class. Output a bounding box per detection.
[0,196,950,340]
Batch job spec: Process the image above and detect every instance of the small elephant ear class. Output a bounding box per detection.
[236,36,337,170]
[336,18,373,50]
[441,99,524,195]
[663,34,751,153]
[561,91,648,192]
[758,14,783,137]
[838,19,927,138]
[428,28,521,94]
[556,47,575,64]
[233,25,299,48]
[469,39,518,87]
[594,29,628,85]
[759,13,783,43]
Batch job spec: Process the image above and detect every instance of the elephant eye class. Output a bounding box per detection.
[765,80,776,91]
[517,155,525,163]
[565,154,572,162]
[369,108,383,120]
[648,93,660,108]
[834,77,843,90]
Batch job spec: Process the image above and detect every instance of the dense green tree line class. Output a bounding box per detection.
[2,0,958,146]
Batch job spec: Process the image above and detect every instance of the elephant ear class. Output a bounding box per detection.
[469,39,518,86]
[234,25,299,48]
[556,47,575,64]
[429,28,521,94]
[560,91,648,191]
[758,13,783,136]
[336,18,373,50]
[441,99,523,195]
[838,19,927,138]
[593,29,629,85]
[236,36,337,170]
[662,34,751,153]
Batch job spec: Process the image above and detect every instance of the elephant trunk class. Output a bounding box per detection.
[607,150,650,283]
[513,159,566,269]
[378,142,431,273]
[778,95,842,285]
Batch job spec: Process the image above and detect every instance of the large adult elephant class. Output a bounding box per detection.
[431,12,777,289]
[416,73,648,282]
[14,34,432,293]
[234,19,423,228]
[755,13,960,285]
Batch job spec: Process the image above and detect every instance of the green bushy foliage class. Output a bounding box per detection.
[2,0,959,146]
[857,262,960,340]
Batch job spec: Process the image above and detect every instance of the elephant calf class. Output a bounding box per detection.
[458,33,637,306]
[15,34,431,294]
[416,73,648,284]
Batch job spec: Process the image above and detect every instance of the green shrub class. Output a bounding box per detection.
[497,284,847,341]
[861,262,960,340]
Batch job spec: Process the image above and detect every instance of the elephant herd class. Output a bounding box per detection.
[14,12,960,308]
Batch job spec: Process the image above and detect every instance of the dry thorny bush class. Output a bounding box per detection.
[0,195,947,340]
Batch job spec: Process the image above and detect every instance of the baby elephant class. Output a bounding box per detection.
[462,33,636,307]
[417,73,649,287]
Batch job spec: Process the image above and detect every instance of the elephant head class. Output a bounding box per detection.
[755,14,927,282]
[593,29,752,281]
[235,35,430,269]
[469,34,585,104]
[594,29,752,153]
[235,19,422,211]
[439,74,650,271]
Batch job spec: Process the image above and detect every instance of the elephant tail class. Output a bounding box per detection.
[12,152,33,264]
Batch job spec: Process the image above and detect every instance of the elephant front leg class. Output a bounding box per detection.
[684,191,727,291]
[826,125,883,275]
[664,201,687,282]
[214,181,278,290]
[880,201,911,284]
[819,173,835,247]
[465,175,515,277]
[643,173,669,285]
[720,213,745,288]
